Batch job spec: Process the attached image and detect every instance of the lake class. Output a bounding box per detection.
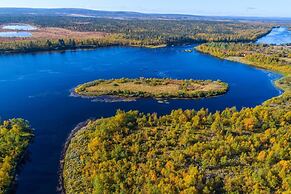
[256,27,291,45]
[0,43,281,193]
[0,31,32,38]
[0,24,36,37]
[2,24,37,31]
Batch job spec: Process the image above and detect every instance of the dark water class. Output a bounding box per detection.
[0,45,281,194]
[256,27,291,45]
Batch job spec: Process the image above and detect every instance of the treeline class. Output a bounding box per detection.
[196,43,291,74]
[197,42,291,58]
[63,95,290,193]
[0,34,171,54]
[0,15,271,42]
[0,35,134,54]
[0,118,33,193]
[0,15,274,53]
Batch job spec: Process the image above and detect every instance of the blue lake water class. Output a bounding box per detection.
[0,44,281,193]
[256,27,291,45]
[0,31,32,37]
[2,24,37,31]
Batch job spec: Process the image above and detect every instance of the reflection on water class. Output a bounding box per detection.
[256,27,291,45]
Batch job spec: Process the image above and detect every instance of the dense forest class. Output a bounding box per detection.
[0,37,122,53]
[196,43,291,74]
[63,96,290,193]
[0,15,274,53]
[0,15,272,41]
[0,119,33,193]
[74,78,228,99]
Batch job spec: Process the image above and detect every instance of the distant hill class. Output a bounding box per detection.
[0,8,291,22]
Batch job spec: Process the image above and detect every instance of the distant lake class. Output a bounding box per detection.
[256,27,291,45]
[2,24,37,31]
[0,31,32,37]
[0,44,281,194]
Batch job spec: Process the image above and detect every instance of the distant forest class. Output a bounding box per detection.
[0,13,276,53]
[2,8,289,53]
[0,14,272,42]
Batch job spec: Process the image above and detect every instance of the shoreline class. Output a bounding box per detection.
[195,46,290,101]
[0,31,273,55]
[251,26,277,43]
[70,89,138,102]
[72,79,229,101]
[71,89,229,102]
[0,41,196,55]
[9,146,32,193]
[0,43,173,56]
[58,120,91,194]
[2,122,34,194]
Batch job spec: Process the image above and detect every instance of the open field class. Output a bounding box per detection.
[32,27,107,40]
[74,78,229,99]
[0,27,108,42]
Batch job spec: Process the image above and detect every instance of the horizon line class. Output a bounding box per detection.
[1,7,291,19]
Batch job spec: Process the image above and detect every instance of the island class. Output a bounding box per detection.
[0,119,33,193]
[74,78,229,99]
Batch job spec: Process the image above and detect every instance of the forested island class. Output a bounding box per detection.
[63,41,291,193]
[74,78,229,99]
[0,119,33,193]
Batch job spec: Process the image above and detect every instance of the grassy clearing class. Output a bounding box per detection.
[74,78,229,99]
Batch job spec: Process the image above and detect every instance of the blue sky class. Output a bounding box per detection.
[0,0,290,17]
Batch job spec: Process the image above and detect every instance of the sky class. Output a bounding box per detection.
[0,0,290,18]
